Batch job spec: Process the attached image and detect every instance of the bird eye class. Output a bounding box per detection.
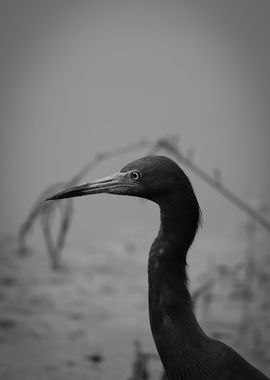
[130,170,141,181]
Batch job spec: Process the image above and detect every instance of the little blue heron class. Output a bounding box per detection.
[47,156,269,380]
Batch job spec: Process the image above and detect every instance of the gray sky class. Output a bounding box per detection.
[1,0,270,246]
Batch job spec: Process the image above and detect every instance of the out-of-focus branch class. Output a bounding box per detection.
[18,135,270,269]
[17,138,150,269]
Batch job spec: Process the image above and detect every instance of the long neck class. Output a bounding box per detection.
[148,197,210,379]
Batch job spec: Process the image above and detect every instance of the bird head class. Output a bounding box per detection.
[46,156,195,204]
[47,155,202,247]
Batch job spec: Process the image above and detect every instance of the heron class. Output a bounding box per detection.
[47,155,269,380]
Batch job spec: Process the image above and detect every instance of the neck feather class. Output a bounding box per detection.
[148,195,208,379]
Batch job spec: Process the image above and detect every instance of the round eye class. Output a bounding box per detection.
[131,170,141,181]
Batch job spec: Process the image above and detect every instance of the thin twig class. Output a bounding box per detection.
[18,135,270,269]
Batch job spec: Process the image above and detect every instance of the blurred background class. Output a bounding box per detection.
[0,1,270,379]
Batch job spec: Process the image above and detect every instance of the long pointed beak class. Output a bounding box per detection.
[46,172,129,200]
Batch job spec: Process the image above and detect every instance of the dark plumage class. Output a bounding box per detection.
[47,155,269,380]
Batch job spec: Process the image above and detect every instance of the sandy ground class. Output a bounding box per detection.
[0,234,269,379]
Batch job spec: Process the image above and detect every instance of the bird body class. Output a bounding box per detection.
[48,155,269,380]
